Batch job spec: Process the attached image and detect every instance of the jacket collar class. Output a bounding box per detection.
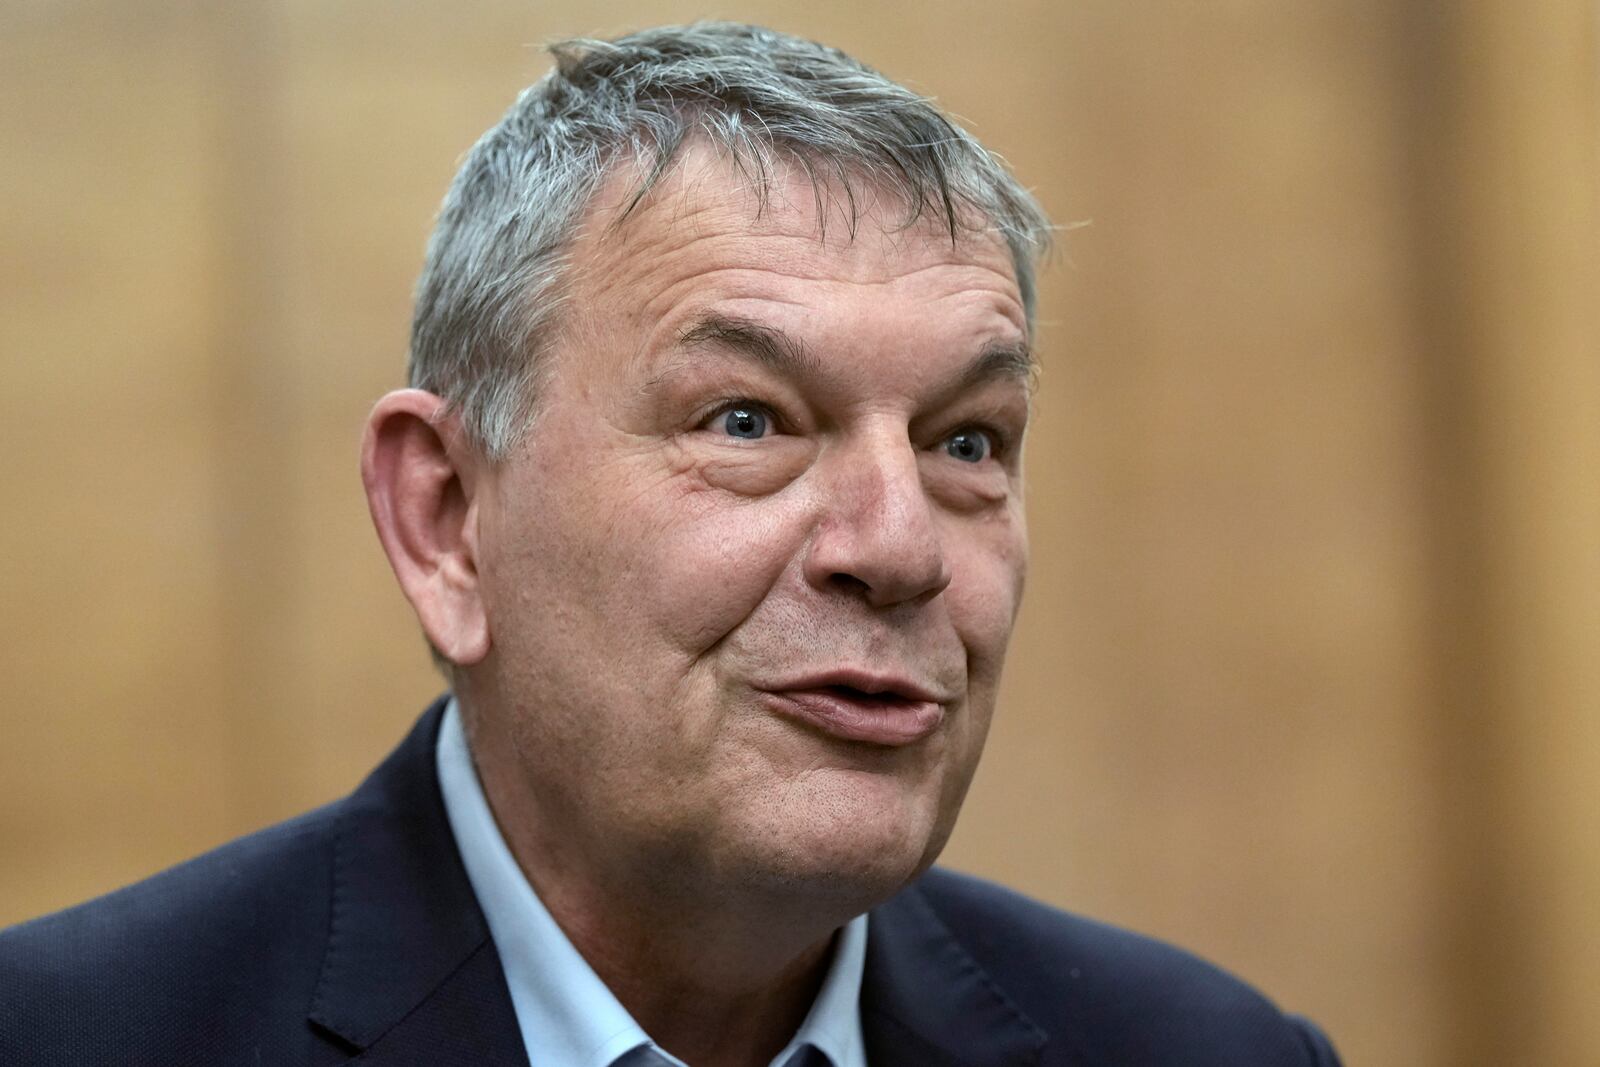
[306,698,1048,1066]
[862,882,1050,1067]
[308,697,528,1065]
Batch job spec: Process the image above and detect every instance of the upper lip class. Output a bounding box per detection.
[761,668,949,705]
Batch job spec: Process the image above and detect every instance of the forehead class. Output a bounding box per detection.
[558,145,1028,351]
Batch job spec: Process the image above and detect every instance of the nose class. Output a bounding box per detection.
[802,431,953,608]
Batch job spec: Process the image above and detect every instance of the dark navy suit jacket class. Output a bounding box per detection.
[1,700,1341,1065]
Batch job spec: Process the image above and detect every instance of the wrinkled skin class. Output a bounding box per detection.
[457,148,1033,933]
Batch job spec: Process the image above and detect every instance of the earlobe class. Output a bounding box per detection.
[360,389,491,666]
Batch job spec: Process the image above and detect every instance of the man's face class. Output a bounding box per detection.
[467,148,1031,908]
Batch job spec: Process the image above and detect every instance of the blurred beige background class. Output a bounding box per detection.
[2,2,1596,1064]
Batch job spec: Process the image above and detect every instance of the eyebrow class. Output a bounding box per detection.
[957,338,1037,395]
[674,313,821,378]
[668,310,1035,392]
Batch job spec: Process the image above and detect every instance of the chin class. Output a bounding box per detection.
[721,772,958,912]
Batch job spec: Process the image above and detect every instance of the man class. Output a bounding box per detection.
[1,23,1340,1066]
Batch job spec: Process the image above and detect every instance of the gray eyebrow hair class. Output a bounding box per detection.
[674,313,821,377]
[671,309,1034,391]
[957,339,1037,394]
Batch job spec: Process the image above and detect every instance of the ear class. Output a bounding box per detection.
[360,389,490,666]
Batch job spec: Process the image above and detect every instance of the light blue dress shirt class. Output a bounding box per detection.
[436,699,869,1067]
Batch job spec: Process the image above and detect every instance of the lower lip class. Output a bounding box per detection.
[761,689,944,746]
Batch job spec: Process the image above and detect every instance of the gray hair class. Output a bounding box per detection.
[408,21,1052,459]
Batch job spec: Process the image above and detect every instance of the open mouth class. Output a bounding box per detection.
[819,683,918,705]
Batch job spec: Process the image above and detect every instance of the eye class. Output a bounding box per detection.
[712,405,771,440]
[943,429,994,463]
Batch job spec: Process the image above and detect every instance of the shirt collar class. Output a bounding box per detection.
[435,697,868,1067]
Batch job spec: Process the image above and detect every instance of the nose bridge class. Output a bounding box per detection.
[804,423,951,605]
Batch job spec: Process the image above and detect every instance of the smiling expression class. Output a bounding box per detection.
[464,145,1033,911]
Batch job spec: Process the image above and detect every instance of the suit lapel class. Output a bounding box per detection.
[862,883,1050,1067]
[306,699,528,1066]
[340,941,527,1066]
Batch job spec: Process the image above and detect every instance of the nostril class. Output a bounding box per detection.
[828,573,871,593]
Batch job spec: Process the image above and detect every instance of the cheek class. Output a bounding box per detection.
[639,489,814,655]
[483,432,819,688]
[946,512,1029,677]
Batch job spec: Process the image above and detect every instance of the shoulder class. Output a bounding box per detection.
[906,867,1341,1066]
[0,801,343,1063]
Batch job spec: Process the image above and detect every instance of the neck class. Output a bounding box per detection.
[561,899,838,1067]
[462,697,855,1067]
[524,829,845,1067]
